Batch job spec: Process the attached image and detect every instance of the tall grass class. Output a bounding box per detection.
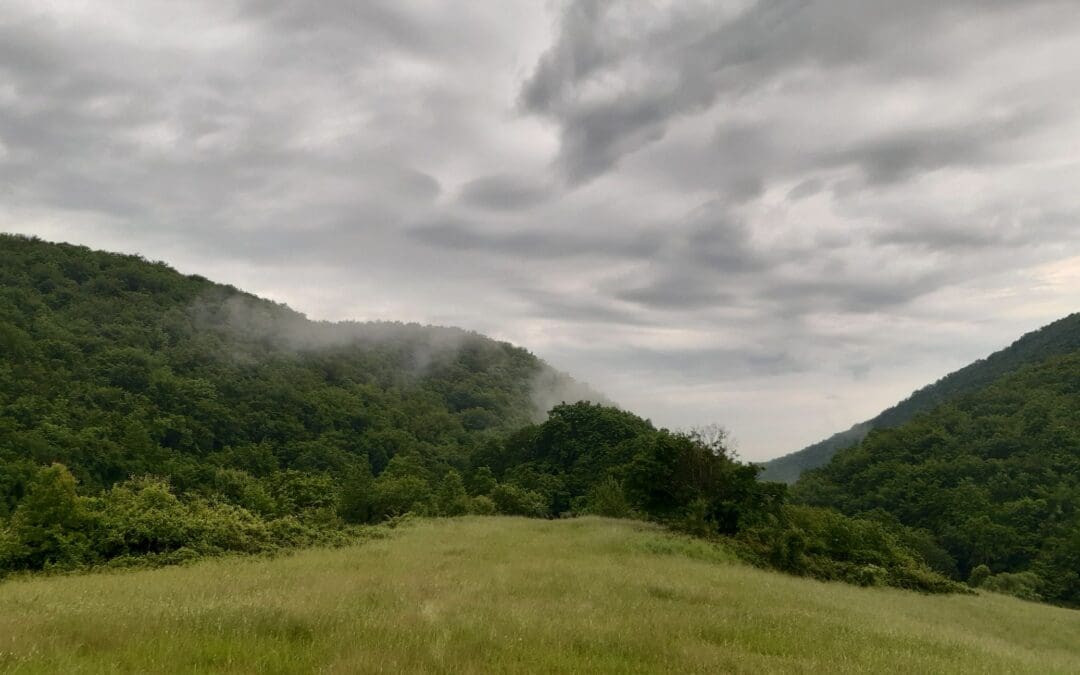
[1,516,1078,673]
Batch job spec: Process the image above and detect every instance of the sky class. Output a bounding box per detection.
[2,0,1080,461]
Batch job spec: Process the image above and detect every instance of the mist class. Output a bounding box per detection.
[189,289,607,419]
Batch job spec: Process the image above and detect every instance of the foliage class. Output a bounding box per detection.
[0,234,561,503]
[794,353,1080,606]
[489,483,548,517]
[981,571,1043,602]
[435,470,470,516]
[0,234,576,572]
[735,505,967,594]
[968,563,991,588]
[582,476,635,518]
[0,464,368,575]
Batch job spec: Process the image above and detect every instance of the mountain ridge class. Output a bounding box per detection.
[760,312,1080,483]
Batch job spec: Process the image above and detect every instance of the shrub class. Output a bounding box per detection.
[981,571,1044,602]
[583,477,634,519]
[968,564,991,588]
[735,505,968,594]
[435,470,470,517]
[469,495,497,515]
[490,483,548,517]
[374,475,430,518]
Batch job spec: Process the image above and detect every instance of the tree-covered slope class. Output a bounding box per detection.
[0,235,964,597]
[0,234,590,508]
[793,352,1080,606]
[761,313,1080,482]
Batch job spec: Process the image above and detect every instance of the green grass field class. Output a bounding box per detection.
[1,517,1078,674]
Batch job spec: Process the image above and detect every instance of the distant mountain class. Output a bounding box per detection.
[760,313,1080,483]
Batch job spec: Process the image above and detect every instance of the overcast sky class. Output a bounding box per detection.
[3,0,1080,461]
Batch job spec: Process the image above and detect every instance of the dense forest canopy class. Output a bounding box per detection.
[762,313,1080,483]
[794,353,1080,606]
[0,233,595,502]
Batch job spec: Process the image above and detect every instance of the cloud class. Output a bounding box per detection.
[2,0,1080,461]
[521,0,1074,185]
[458,174,553,211]
[409,219,662,260]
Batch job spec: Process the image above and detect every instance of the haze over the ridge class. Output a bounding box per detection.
[2,0,1079,461]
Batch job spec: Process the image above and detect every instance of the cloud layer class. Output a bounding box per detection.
[3,0,1080,459]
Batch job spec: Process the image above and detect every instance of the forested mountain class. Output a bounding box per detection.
[793,352,1080,606]
[0,235,962,596]
[0,234,594,503]
[761,313,1080,482]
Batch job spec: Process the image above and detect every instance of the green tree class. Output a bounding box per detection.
[584,476,633,518]
[436,470,469,517]
[338,460,377,524]
[1,463,90,570]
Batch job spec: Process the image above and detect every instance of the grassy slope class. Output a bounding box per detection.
[1,518,1078,674]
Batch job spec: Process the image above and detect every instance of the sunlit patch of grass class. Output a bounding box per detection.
[1,516,1078,673]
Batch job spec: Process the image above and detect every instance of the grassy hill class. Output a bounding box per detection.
[761,313,1080,483]
[1,517,1077,674]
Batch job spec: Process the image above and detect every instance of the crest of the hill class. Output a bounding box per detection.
[761,313,1080,483]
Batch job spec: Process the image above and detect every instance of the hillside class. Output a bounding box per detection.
[793,353,1080,606]
[0,235,968,597]
[1,517,1077,674]
[0,234,593,503]
[761,313,1080,483]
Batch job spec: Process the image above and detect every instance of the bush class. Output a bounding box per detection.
[968,564,991,588]
[469,495,497,515]
[583,477,634,519]
[490,483,548,517]
[374,475,430,518]
[981,571,1044,602]
[735,505,967,594]
[435,470,470,517]
[675,498,716,537]
[213,468,277,516]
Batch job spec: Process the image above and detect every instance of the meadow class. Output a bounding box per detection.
[1,516,1078,674]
